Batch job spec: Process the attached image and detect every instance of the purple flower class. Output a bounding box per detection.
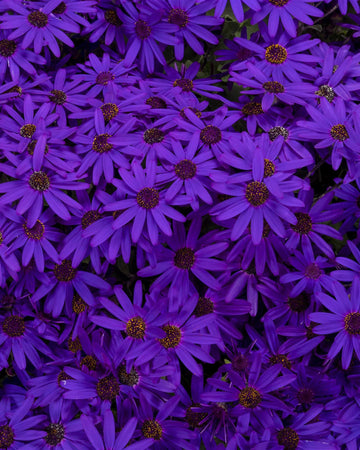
[0,216,20,286]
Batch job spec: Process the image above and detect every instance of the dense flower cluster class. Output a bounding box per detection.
[0,0,360,448]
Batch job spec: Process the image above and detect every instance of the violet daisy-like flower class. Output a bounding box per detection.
[50,0,96,27]
[0,1,80,57]
[103,161,186,245]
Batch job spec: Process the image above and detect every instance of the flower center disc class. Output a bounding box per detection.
[146,96,167,109]
[345,312,360,335]
[269,0,289,5]
[269,354,292,369]
[105,10,122,26]
[242,102,263,116]
[54,260,77,282]
[126,316,146,339]
[238,387,262,408]
[81,210,102,229]
[194,297,214,317]
[23,220,45,240]
[101,103,119,121]
[175,159,197,180]
[118,365,139,386]
[96,71,115,85]
[245,181,269,206]
[2,316,25,337]
[180,107,201,119]
[142,420,163,440]
[173,78,194,92]
[20,124,36,138]
[72,294,87,314]
[330,124,349,141]
[168,8,189,27]
[135,20,151,40]
[53,2,66,14]
[67,336,81,353]
[27,140,49,156]
[287,293,310,312]
[0,39,17,57]
[57,370,72,388]
[185,403,207,428]
[29,171,50,191]
[291,212,312,235]
[297,387,314,404]
[136,187,160,209]
[49,89,67,105]
[96,375,120,401]
[174,247,195,269]
[265,44,288,64]
[159,325,181,348]
[304,263,321,279]
[143,128,164,144]
[200,125,222,145]
[269,126,289,141]
[264,159,275,177]
[28,11,48,28]
[45,423,65,446]
[263,81,285,93]
[277,428,299,450]
[92,133,113,153]
[80,355,98,371]
[0,425,15,449]
[315,85,335,102]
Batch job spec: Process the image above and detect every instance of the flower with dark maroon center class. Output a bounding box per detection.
[277,428,299,450]
[145,96,166,109]
[200,125,222,145]
[143,128,164,144]
[142,420,163,440]
[118,365,139,386]
[96,71,115,85]
[269,126,289,141]
[135,20,151,40]
[269,0,289,5]
[344,312,360,335]
[96,375,120,401]
[269,354,292,369]
[72,294,87,314]
[28,171,50,191]
[180,107,201,120]
[0,425,15,449]
[20,124,36,138]
[6,85,22,97]
[174,247,195,269]
[53,260,77,282]
[330,124,349,141]
[242,102,263,116]
[291,212,312,235]
[194,297,214,317]
[49,90,67,105]
[287,293,310,312]
[101,103,119,121]
[67,336,81,353]
[304,263,321,279]
[297,387,314,405]
[80,355,98,371]
[264,159,275,177]
[0,39,17,57]
[159,325,181,348]
[175,159,197,180]
[53,2,66,14]
[168,8,189,27]
[136,188,160,209]
[105,10,122,26]
[23,220,45,240]
[126,316,146,339]
[2,316,25,337]
[263,81,285,93]
[185,403,207,428]
[57,370,72,388]
[238,387,262,408]
[265,44,288,64]
[173,78,193,92]
[81,210,102,230]
[232,354,249,373]
[27,11,49,28]
[27,140,49,156]
[245,181,269,206]
[315,85,335,102]
[92,133,113,153]
[44,423,65,446]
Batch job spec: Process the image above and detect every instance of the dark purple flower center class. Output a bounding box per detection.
[173,78,193,92]
[175,159,197,180]
[315,85,335,102]
[126,316,146,339]
[29,171,50,191]
[292,212,312,235]
[264,159,275,177]
[81,210,102,229]
[238,387,262,408]
[0,39,17,57]
[297,387,314,405]
[142,420,163,440]
[277,428,299,450]
[80,355,98,371]
[269,354,292,369]
[118,365,139,386]
[96,375,120,401]
[236,47,252,61]
[23,220,45,240]
[304,263,321,279]
[159,325,181,348]
[68,336,81,353]
[28,11,48,27]
[185,403,207,428]
[269,0,289,6]
[53,2,66,14]
[200,125,222,145]
[232,354,249,373]
[136,187,160,209]
[72,294,87,314]
[96,71,115,85]
[143,128,164,144]
[269,126,289,141]
[0,425,15,449]
[6,85,22,97]
[330,124,349,141]
[0,295,15,310]
[27,140,49,156]
[242,101,264,116]
[288,293,310,312]
[263,81,285,93]
[49,89,67,105]
[2,315,25,337]
[345,312,360,335]
[20,124,36,138]
[265,44,288,64]
[180,107,201,120]
[45,423,65,446]
[135,20,151,40]
[194,297,214,317]
[92,133,113,153]
[57,370,72,388]
[54,260,77,282]
[174,247,195,269]
[145,96,166,108]
[168,8,189,27]
[105,10,122,26]
[101,103,119,121]
[306,323,316,340]
[246,181,269,206]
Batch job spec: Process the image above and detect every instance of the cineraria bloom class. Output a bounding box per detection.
[0,216,20,287]
[252,0,323,38]
[231,33,320,83]
[104,161,186,246]
[148,62,223,100]
[5,208,62,272]
[156,139,216,210]
[0,167,87,228]
[137,219,228,306]
[0,30,46,83]
[31,258,110,317]
[119,2,179,73]
[0,311,52,370]
[215,36,257,69]
[81,412,151,450]
[309,282,360,370]
[279,247,333,297]
[214,0,260,22]
[0,1,80,57]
